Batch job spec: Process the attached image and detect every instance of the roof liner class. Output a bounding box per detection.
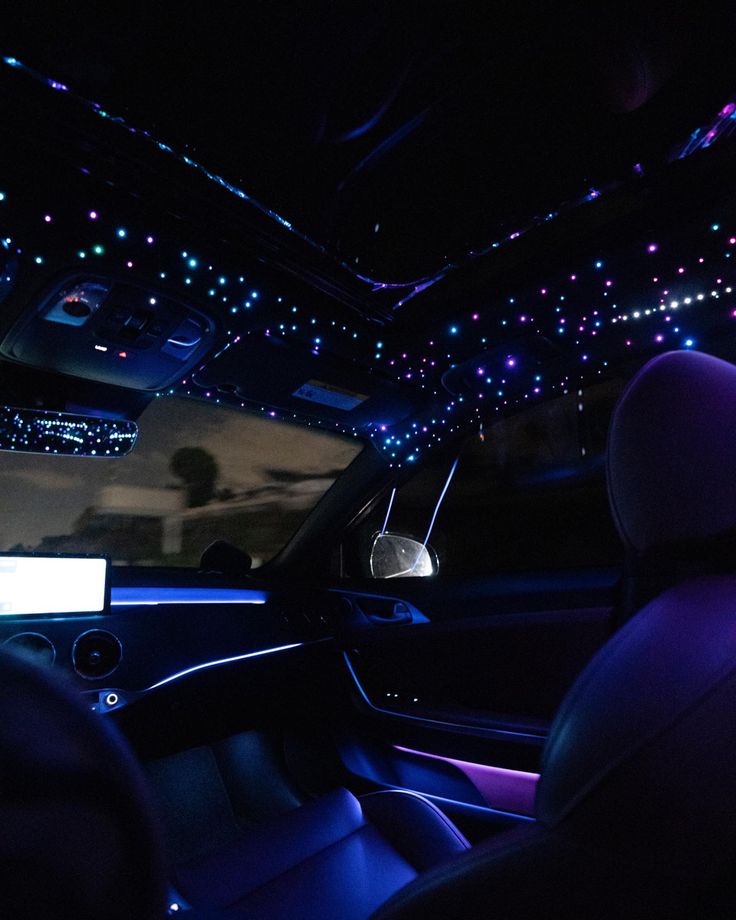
[6,1,736,282]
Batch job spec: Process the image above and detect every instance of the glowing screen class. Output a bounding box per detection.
[0,555,108,615]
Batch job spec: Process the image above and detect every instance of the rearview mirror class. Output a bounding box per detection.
[369,533,437,578]
[0,406,137,457]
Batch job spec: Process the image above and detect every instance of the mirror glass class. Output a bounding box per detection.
[0,406,137,457]
[369,532,436,578]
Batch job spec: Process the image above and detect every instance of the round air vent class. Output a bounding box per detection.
[4,632,55,666]
[72,629,122,680]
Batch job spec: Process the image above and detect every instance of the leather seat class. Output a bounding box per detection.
[173,787,469,918]
[372,349,736,918]
[0,647,468,920]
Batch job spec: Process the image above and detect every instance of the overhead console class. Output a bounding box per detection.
[0,273,216,390]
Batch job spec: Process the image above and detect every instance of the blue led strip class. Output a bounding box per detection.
[342,651,544,742]
[146,642,303,690]
[111,587,268,606]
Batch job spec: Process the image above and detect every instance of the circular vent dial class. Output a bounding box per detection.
[72,630,122,680]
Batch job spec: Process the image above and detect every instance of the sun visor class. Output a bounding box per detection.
[191,334,420,431]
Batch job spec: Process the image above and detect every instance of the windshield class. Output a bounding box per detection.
[0,396,362,567]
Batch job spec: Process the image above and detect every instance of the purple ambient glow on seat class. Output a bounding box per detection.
[607,349,736,553]
[394,745,539,816]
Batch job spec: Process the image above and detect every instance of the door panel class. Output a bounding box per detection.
[332,568,618,831]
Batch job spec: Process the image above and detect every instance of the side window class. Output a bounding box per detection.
[345,379,626,578]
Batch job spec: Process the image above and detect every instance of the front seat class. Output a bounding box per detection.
[4,348,736,920]
[373,349,736,918]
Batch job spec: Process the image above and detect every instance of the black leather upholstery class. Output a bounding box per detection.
[0,647,166,920]
[607,349,736,553]
[373,350,736,918]
[174,787,469,919]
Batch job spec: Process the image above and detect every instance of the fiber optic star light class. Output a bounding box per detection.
[0,407,138,456]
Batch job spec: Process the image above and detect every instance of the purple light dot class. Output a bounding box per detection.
[88,211,98,220]
[655,334,664,343]
[605,280,613,287]
[126,261,133,268]
[476,367,485,376]
[647,243,657,253]
[721,103,736,117]
[146,236,154,244]
[730,238,736,245]
[677,267,685,274]
[472,313,480,321]
[698,257,704,263]
[505,357,516,368]
[570,274,577,281]
[43,214,52,223]
[540,288,547,295]
[731,309,736,318]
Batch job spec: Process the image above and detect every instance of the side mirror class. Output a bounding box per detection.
[369,533,437,579]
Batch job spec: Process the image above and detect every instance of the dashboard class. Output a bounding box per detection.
[0,563,429,732]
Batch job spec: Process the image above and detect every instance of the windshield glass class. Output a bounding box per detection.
[0,396,362,567]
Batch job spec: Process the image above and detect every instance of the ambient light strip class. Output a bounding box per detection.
[146,642,304,690]
[343,652,544,742]
[111,587,268,606]
[394,744,539,817]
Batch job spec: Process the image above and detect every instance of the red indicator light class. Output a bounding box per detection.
[117,351,128,359]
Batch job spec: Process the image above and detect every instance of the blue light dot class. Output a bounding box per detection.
[251,290,259,299]
[184,277,192,285]
[449,325,459,335]
[314,337,321,344]
[116,228,127,238]
[0,192,5,201]
[34,256,43,264]
[376,341,383,349]
[711,223,720,231]
[684,338,695,348]
[188,258,198,269]
[219,276,227,285]
[594,260,603,269]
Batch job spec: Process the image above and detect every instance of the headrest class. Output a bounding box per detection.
[607,349,736,554]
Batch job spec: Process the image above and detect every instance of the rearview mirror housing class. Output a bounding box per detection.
[0,406,137,457]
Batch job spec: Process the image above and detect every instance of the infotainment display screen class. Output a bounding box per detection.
[0,554,109,615]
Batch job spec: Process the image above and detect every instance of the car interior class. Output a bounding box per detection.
[3,4,736,918]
